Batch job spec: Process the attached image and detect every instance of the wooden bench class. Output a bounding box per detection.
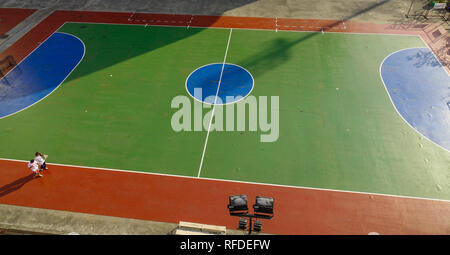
[174,229,213,235]
[175,221,226,235]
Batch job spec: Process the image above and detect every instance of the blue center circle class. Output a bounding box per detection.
[185,63,254,105]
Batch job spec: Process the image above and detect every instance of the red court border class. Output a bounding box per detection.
[0,8,36,38]
[0,10,449,234]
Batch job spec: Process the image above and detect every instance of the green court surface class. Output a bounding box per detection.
[0,23,449,200]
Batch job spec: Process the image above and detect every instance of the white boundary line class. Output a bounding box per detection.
[0,29,85,120]
[197,28,232,178]
[62,20,422,37]
[26,21,447,76]
[1,21,449,203]
[2,157,449,203]
[70,21,450,71]
[184,62,255,106]
[379,47,450,153]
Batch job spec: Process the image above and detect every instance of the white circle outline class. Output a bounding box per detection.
[184,63,255,105]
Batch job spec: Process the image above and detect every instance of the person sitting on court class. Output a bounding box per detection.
[28,159,43,177]
[34,152,48,170]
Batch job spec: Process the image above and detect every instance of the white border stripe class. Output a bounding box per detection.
[2,157,449,203]
[62,20,422,37]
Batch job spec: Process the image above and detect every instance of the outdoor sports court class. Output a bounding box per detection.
[0,10,449,234]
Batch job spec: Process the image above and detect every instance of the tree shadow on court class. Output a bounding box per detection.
[235,0,393,78]
[235,38,295,78]
[0,1,259,87]
[53,1,256,83]
[61,23,212,83]
[387,0,449,25]
[61,0,394,83]
[406,48,442,68]
[0,173,36,197]
[385,1,449,70]
[0,0,397,99]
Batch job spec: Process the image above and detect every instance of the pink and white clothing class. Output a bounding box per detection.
[34,155,45,166]
[28,161,39,173]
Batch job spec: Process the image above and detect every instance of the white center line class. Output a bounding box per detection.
[197,28,233,178]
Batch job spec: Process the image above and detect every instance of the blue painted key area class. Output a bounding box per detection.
[0,32,85,118]
[380,47,450,151]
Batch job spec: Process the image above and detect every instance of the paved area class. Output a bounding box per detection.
[0,204,251,235]
[0,204,176,235]
[0,0,448,64]
[0,0,447,22]
[0,0,448,235]
[1,0,448,61]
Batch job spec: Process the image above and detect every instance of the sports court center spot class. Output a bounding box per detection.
[186,63,254,105]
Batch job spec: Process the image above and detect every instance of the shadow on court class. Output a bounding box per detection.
[236,0,392,78]
[62,0,392,83]
[236,38,294,78]
[0,173,36,197]
[62,23,211,83]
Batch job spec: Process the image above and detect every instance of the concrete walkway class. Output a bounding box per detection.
[0,0,448,58]
[0,0,447,23]
[0,204,251,235]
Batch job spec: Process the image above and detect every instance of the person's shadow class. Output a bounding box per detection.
[0,174,36,197]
